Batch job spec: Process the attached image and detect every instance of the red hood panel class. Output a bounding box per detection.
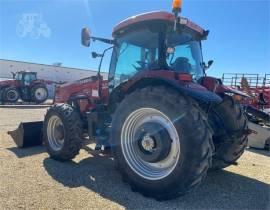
[0,79,19,87]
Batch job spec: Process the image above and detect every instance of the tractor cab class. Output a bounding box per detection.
[81,11,212,92]
[14,71,37,86]
[109,12,209,88]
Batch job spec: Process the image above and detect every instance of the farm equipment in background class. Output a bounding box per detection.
[0,71,49,104]
[222,73,270,149]
[9,0,254,200]
[222,73,270,110]
[222,73,270,123]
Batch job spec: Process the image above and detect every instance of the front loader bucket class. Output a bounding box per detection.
[8,121,43,148]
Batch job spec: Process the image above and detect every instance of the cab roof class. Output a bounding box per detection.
[17,71,37,74]
[112,11,206,37]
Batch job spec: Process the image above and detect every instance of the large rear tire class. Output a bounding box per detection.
[111,86,213,200]
[3,87,20,103]
[209,96,248,170]
[44,104,83,161]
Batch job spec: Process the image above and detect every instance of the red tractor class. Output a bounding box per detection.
[0,71,48,104]
[11,1,250,200]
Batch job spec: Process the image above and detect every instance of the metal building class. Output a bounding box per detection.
[0,59,107,99]
[0,59,107,82]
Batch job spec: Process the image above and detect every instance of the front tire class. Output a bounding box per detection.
[209,96,248,170]
[44,104,83,161]
[111,86,213,200]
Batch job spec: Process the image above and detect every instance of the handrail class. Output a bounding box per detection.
[222,73,270,88]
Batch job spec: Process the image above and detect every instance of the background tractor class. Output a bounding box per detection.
[9,1,250,200]
[0,71,49,104]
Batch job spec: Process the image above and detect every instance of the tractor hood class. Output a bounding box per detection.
[0,79,19,87]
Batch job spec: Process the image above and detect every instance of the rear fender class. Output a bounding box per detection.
[200,76,250,98]
[166,79,222,103]
[117,77,222,104]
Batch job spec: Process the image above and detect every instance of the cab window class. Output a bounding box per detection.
[110,28,159,88]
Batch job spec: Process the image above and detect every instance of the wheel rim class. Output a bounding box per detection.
[35,88,47,101]
[47,115,65,151]
[121,108,180,180]
[7,90,19,101]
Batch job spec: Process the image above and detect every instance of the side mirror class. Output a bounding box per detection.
[81,27,91,47]
[208,60,214,68]
[203,60,214,71]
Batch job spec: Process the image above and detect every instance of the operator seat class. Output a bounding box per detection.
[171,57,192,73]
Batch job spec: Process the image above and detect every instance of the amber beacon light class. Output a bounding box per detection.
[172,0,182,31]
[172,0,182,14]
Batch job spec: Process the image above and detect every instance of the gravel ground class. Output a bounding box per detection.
[0,107,269,210]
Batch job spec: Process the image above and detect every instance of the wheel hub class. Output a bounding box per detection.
[141,135,155,152]
[135,122,172,163]
[47,115,65,151]
[121,108,180,180]
[35,88,47,101]
[54,124,64,140]
[7,90,18,101]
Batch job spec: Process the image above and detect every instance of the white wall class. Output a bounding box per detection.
[0,59,107,82]
[0,59,108,99]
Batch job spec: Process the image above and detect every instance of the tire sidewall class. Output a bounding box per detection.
[213,96,246,133]
[44,108,69,156]
[44,105,82,158]
[111,88,209,194]
[209,96,248,169]
[31,85,48,104]
[4,87,20,102]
